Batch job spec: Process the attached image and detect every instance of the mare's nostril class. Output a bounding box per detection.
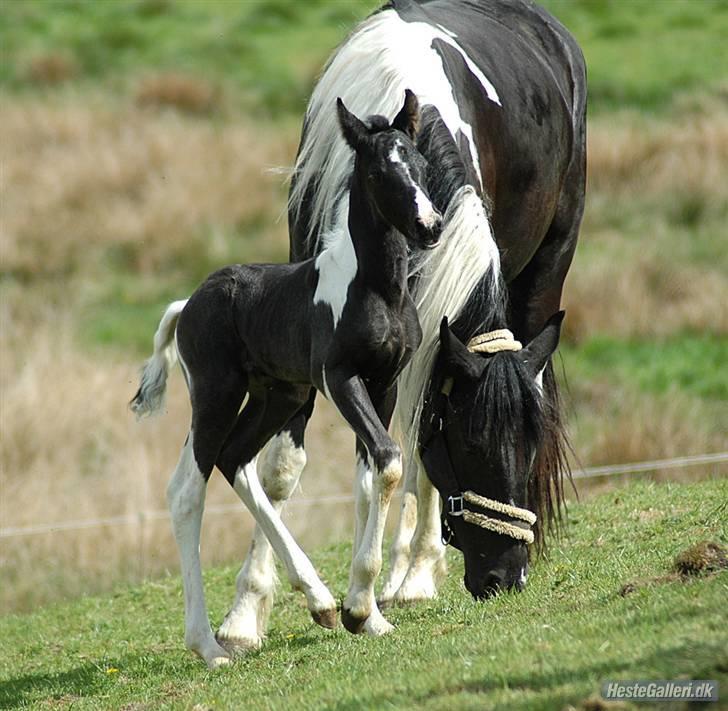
[467,571,503,601]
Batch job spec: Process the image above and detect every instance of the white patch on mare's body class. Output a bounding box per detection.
[289,8,501,250]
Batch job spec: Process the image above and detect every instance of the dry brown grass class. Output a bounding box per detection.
[136,73,220,114]
[0,97,295,278]
[586,98,728,205]
[568,382,725,468]
[563,102,728,343]
[24,53,79,86]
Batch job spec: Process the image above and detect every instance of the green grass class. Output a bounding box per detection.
[0,0,377,116]
[1,479,726,710]
[562,334,728,401]
[3,0,727,116]
[541,0,728,113]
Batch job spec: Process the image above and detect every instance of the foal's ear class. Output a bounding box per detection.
[337,98,368,151]
[392,89,420,140]
[439,316,481,381]
[520,311,565,378]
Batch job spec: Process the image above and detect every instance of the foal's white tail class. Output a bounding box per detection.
[130,299,188,418]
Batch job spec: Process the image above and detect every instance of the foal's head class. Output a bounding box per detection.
[434,312,565,599]
[337,90,442,249]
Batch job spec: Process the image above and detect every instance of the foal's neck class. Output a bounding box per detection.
[347,172,409,306]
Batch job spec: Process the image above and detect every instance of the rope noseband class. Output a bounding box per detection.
[424,328,536,547]
[446,491,536,544]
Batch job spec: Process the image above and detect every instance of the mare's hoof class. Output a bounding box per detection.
[341,607,367,634]
[311,608,338,629]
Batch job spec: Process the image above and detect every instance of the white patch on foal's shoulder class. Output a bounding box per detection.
[313,207,358,329]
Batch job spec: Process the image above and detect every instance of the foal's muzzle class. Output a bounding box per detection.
[416,211,443,249]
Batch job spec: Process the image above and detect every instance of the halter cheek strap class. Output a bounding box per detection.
[421,327,535,546]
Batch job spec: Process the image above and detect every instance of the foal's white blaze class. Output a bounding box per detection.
[313,204,357,329]
[389,142,439,228]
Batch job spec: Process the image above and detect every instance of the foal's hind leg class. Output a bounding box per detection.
[215,385,336,652]
[167,431,231,669]
[167,369,247,669]
[217,393,315,651]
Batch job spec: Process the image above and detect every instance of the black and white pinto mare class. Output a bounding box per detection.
[219,0,586,640]
[132,94,443,668]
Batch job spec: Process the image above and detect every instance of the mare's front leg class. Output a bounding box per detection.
[216,393,315,652]
[326,369,401,634]
[390,462,447,603]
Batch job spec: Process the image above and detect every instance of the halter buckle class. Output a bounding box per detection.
[447,495,464,517]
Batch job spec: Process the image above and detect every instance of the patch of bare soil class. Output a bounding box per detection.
[620,540,727,596]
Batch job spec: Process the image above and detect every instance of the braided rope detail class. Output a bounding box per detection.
[462,511,535,543]
[463,491,537,525]
[467,329,522,354]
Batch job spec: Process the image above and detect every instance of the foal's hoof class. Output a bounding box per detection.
[341,607,367,634]
[207,655,232,670]
[311,608,338,629]
[215,633,261,657]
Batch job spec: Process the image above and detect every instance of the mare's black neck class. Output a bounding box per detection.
[347,168,409,306]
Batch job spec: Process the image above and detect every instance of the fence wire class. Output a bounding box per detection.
[1,452,726,539]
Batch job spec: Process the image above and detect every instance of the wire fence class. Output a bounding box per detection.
[1,452,726,540]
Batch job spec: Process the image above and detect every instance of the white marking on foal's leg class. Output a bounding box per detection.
[393,463,446,604]
[380,456,419,603]
[350,455,392,636]
[217,433,307,652]
[344,455,402,635]
[167,432,230,669]
[232,460,336,626]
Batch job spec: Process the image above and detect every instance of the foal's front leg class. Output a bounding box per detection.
[326,369,401,634]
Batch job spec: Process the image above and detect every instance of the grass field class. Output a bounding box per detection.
[1,0,727,616]
[1,479,726,710]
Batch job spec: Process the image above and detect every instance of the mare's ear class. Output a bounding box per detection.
[337,98,368,151]
[520,311,565,378]
[392,89,420,140]
[439,316,481,381]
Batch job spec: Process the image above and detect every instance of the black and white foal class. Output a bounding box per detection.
[131,92,442,668]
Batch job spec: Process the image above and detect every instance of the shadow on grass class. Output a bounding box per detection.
[0,653,184,709]
[323,611,728,711]
[0,660,113,709]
